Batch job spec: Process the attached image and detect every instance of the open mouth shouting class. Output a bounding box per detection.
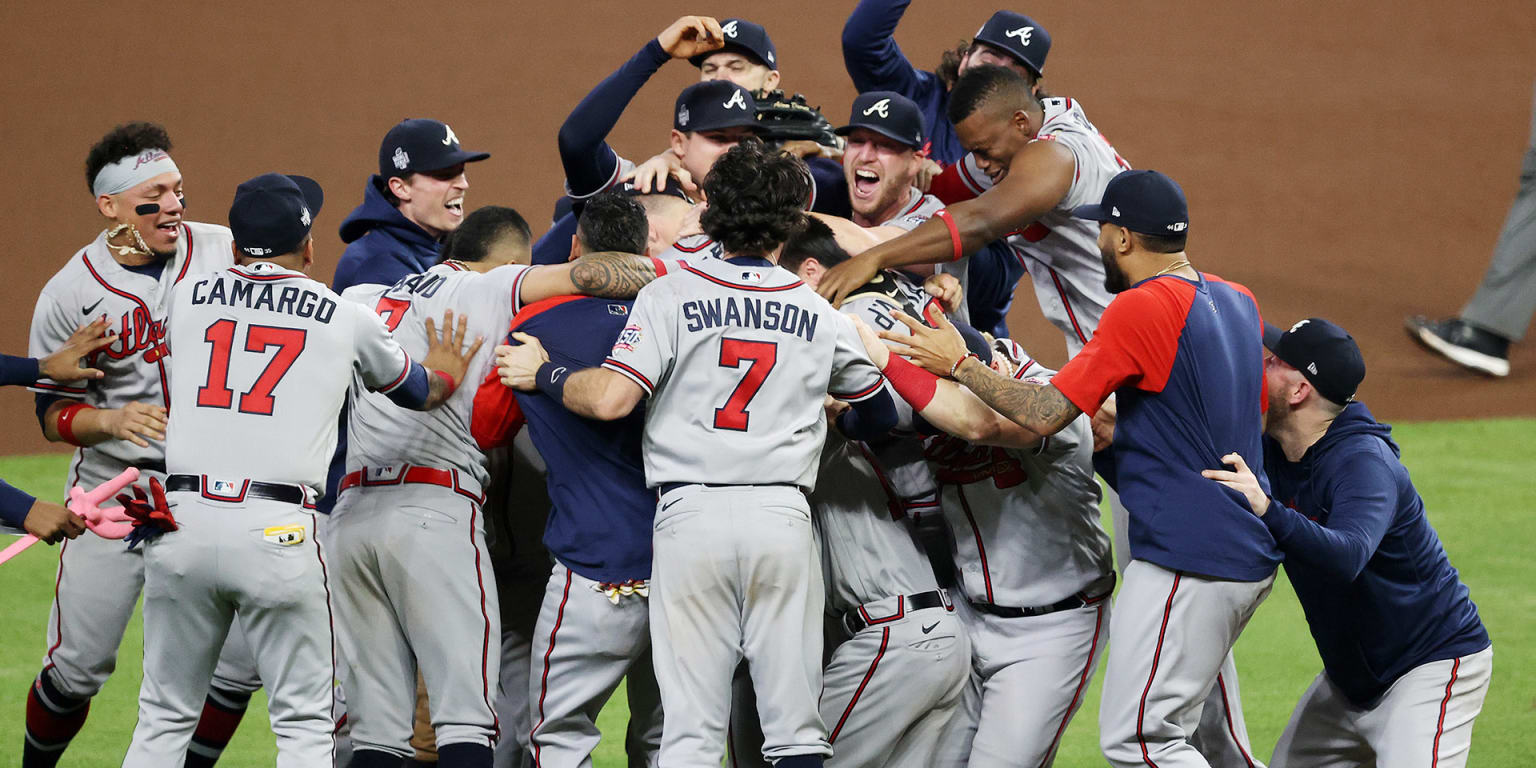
[852,168,881,200]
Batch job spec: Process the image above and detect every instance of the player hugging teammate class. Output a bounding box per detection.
[12,8,1495,768]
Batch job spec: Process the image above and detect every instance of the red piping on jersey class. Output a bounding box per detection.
[1431,657,1461,767]
[442,261,466,271]
[379,354,414,394]
[1215,673,1257,767]
[469,501,499,736]
[228,268,304,282]
[827,626,890,744]
[899,192,926,218]
[672,237,716,254]
[854,442,906,521]
[1137,570,1182,768]
[510,295,586,330]
[1040,602,1105,767]
[1048,266,1088,345]
[679,263,803,292]
[174,225,195,285]
[531,568,573,767]
[313,520,338,763]
[830,378,884,402]
[602,358,654,393]
[31,381,89,395]
[958,155,988,196]
[80,253,171,408]
[510,267,531,313]
[954,486,995,603]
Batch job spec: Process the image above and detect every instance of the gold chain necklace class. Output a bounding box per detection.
[1153,259,1192,277]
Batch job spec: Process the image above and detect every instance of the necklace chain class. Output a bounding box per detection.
[1153,259,1192,278]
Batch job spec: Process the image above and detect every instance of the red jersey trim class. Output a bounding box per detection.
[680,264,803,292]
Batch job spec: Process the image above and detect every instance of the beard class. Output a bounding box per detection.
[1101,246,1131,294]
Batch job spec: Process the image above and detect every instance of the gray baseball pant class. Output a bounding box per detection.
[1462,81,1536,341]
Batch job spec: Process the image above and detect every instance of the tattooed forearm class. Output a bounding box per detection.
[953,358,1081,435]
[421,369,453,410]
[570,251,658,298]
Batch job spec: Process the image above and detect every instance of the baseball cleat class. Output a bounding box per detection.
[1404,316,1510,377]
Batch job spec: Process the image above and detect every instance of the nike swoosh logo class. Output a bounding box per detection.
[81,299,103,316]
[922,622,939,634]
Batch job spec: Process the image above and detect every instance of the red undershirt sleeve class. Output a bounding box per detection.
[1050,281,1191,414]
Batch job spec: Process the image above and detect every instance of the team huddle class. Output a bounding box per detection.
[8,4,1495,768]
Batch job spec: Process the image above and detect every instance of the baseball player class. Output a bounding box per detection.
[0,323,116,543]
[1204,319,1493,767]
[852,317,1113,767]
[333,198,669,768]
[121,172,477,767]
[881,169,1281,768]
[22,122,267,768]
[724,220,969,768]
[470,193,666,767]
[495,143,898,768]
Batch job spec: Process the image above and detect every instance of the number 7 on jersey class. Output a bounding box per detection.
[713,337,777,432]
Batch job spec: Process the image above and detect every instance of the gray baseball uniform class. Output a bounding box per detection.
[920,355,1114,768]
[330,262,528,758]
[123,260,417,767]
[26,223,261,710]
[601,256,886,767]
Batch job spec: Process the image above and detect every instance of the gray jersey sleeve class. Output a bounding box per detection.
[826,311,885,402]
[600,281,675,395]
[28,290,90,398]
[350,302,414,393]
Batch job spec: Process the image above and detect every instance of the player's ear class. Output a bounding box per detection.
[301,237,316,272]
[670,130,688,158]
[568,233,582,263]
[97,194,118,220]
[1011,109,1032,136]
[762,69,781,92]
[387,175,412,204]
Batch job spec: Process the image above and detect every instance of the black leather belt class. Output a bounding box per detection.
[842,589,950,636]
[969,572,1116,619]
[166,474,311,506]
[657,482,805,497]
[133,460,167,475]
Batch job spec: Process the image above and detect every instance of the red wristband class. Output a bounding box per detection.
[934,208,964,262]
[881,355,938,411]
[55,402,94,447]
[434,370,458,398]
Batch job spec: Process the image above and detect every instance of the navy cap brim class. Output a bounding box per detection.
[1262,322,1285,353]
[833,123,923,149]
[286,174,324,220]
[1071,203,1112,222]
[688,114,763,134]
[419,149,491,172]
[689,43,771,69]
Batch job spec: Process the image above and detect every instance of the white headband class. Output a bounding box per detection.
[91,149,179,198]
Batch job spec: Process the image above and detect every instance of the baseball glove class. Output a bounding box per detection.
[755,90,840,149]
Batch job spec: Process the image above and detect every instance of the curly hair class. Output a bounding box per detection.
[700,142,810,259]
[85,122,172,194]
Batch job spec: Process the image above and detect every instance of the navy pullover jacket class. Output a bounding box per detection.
[1263,402,1489,706]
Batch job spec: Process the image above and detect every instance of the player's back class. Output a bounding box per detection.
[166,262,401,489]
[341,262,526,487]
[604,257,882,490]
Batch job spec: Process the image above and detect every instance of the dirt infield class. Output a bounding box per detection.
[0,1,1531,456]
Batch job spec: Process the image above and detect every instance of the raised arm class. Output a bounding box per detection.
[558,16,724,198]
[817,140,1074,305]
[841,0,927,97]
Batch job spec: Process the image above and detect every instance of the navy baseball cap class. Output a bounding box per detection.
[674,81,761,133]
[618,175,694,203]
[379,118,491,178]
[690,18,777,69]
[1073,170,1190,237]
[836,91,926,149]
[972,11,1050,77]
[229,173,324,257]
[1263,318,1366,406]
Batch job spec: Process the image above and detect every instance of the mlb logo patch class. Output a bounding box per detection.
[613,324,643,353]
[738,269,765,284]
[210,479,240,495]
[608,304,628,316]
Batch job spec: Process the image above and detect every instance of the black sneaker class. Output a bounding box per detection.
[1404,316,1510,377]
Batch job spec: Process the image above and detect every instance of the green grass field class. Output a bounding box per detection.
[1,419,1532,766]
